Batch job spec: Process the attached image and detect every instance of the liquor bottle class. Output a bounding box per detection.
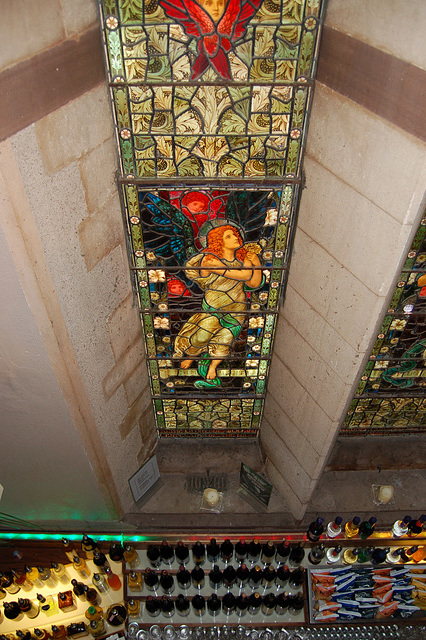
[177,565,191,590]
[105,566,122,591]
[161,596,175,618]
[408,515,426,537]
[308,544,326,565]
[85,605,103,621]
[81,534,97,559]
[261,593,276,616]
[92,572,109,594]
[410,546,426,563]
[192,541,206,566]
[289,567,305,590]
[72,555,90,579]
[386,547,403,564]
[19,598,40,619]
[344,516,361,538]
[326,545,343,564]
[192,594,206,616]
[62,538,77,562]
[51,626,67,640]
[235,539,248,562]
[0,587,6,600]
[67,623,87,639]
[16,631,32,640]
[1,571,21,594]
[93,549,111,574]
[235,593,249,617]
[128,571,143,592]
[275,592,289,615]
[34,629,51,640]
[147,545,161,568]
[144,567,159,591]
[223,565,236,588]
[358,517,377,540]
[83,586,99,606]
[261,541,275,565]
[222,592,236,615]
[371,547,389,565]
[191,566,205,589]
[288,594,304,616]
[11,569,33,592]
[160,541,175,566]
[275,539,290,565]
[288,543,305,566]
[307,517,324,542]
[247,539,261,563]
[342,548,359,565]
[209,565,222,590]
[275,564,290,588]
[87,620,105,638]
[145,596,160,618]
[37,567,57,589]
[123,545,140,569]
[400,546,418,562]
[247,592,261,615]
[175,541,189,565]
[3,601,23,621]
[391,515,412,538]
[106,604,127,626]
[262,565,276,588]
[236,563,249,587]
[175,594,190,617]
[160,570,174,594]
[248,565,262,589]
[37,593,59,616]
[326,517,343,539]
[50,562,69,585]
[71,579,86,601]
[221,539,234,563]
[207,593,221,617]
[357,547,373,563]
[108,541,124,562]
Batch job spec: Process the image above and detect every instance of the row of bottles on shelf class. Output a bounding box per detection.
[0,603,127,640]
[126,591,305,619]
[308,543,426,565]
[128,564,305,593]
[307,514,426,542]
[0,567,122,600]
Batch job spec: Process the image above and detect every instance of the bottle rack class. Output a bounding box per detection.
[0,556,125,639]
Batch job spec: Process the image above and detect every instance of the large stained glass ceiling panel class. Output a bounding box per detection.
[342,212,426,436]
[98,0,326,437]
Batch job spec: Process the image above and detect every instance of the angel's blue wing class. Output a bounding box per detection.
[140,192,197,267]
[224,190,270,241]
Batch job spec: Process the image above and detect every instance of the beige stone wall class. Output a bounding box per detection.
[262,80,426,518]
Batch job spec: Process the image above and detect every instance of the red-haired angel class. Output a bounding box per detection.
[158,0,263,80]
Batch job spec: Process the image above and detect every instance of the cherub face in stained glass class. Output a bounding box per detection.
[158,0,263,79]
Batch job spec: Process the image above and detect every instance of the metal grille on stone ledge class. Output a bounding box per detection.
[98,0,326,437]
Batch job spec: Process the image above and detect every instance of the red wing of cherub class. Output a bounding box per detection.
[159,0,263,80]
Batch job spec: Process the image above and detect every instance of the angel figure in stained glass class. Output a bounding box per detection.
[140,190,269,389]
[174,222,263,387]
[158,0,263,80]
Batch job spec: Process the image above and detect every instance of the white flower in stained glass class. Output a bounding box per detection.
[263,251,273,260]
[139,280,147,287]
[247,336,256,342]
[243,382,251,388]
[149,269,166,282]
[146,251,156,261]
[390,319,406,331]
[252,345,261,352]
[151,292,160,301]
[154,317,169,329]
[259,292,268,302]
[264,208,278,225]
[249,317,264,328]
[158,303,168,311]
[106,15,119,30]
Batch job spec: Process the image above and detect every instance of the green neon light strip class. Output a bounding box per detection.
[0,533,155,542]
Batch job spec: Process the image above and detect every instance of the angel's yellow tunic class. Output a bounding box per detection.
[174,254,246,359]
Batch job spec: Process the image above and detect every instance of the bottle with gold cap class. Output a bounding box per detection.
[72,556,90,579]
[123,545,141,569]
[128,571,143,592]
[85,605,103,622]
[126,599,140,618]
[87,620,105,639]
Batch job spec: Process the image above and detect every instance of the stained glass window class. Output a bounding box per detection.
[342,212,426,436]
[99,0,326,437]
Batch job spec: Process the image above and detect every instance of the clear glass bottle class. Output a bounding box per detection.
[92,572,109,594]
[72,556,90,579]
[50,563,69,585]
[326,516,343,538]
[19,598,40,619]
[37,567,57,589]
[11,570,33,592]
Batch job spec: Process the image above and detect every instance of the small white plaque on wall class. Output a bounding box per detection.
[128,455,160,503]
